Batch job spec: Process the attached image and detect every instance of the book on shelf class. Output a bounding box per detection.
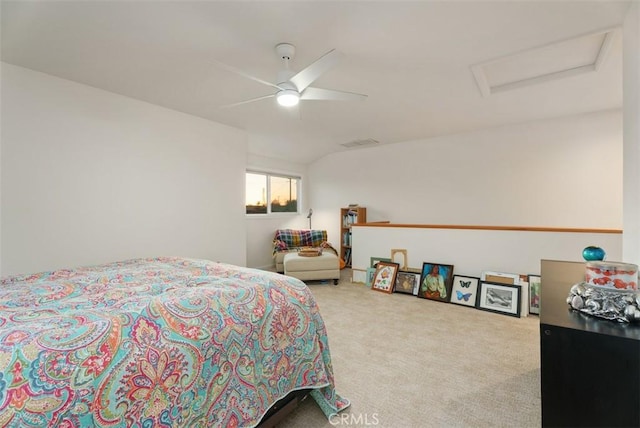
[343,211,358,227]
[342,231,351,247]
[343,248,352,265]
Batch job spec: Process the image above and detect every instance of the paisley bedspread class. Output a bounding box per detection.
[0,257,349,427]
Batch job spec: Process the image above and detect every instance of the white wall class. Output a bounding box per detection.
[1,64,247,275]
[245,152,309,269]
[1,65,626,276]
[623,2,640,266]
[352,226,622,281]
[309,109,623,271]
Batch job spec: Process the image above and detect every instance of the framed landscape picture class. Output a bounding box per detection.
[477,281,522,317]
[528,274,541,315]
[417,262,454,302]
[450,275,480,307]
[371,261,399,294]
[394,271,420,295]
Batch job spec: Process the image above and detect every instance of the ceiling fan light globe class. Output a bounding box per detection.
[276,90,300,107]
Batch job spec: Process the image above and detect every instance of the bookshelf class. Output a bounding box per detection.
[340,207,367,268]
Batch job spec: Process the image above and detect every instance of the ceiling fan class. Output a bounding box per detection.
[216,43,368,108]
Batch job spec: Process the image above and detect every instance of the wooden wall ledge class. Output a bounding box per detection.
[352,223,622,234]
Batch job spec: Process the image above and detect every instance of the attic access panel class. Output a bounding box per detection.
[471,28,617,97]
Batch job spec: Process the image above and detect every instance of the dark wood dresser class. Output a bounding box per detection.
[540,260,640,427]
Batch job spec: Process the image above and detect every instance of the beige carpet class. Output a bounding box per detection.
[277,270,541,428]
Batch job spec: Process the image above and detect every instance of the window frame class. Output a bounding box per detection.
[245,170,301,216]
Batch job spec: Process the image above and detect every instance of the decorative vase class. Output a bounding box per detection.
[582,246,606,261]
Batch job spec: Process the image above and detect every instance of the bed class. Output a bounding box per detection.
[0,257,349,427]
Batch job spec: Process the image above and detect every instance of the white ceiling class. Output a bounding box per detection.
[1,1,630,164]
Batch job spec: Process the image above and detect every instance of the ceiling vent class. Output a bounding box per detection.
[471,28,618,97]
[340,138,380,148]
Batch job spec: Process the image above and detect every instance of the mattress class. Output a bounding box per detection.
[0,257,349,427]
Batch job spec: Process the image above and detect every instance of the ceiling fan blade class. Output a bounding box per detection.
[213,60,283,91]
[218,94,275,109]
[301,87,368,101]
[289,49,344,92]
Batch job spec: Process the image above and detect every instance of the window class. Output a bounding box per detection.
[246,171,299,215]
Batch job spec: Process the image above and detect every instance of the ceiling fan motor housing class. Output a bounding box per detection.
[276,43,297,90]
[277,72,297,88]
[275,44,299,105]
[275,43,296,60]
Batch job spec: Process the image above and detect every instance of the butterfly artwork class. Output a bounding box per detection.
[450,275,480,307]
[456,290,473,301]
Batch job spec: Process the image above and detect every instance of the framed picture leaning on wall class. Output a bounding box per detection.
[370,257,392,268]
[371,261,399,294]
[365,267,376,287]
[528,274,541,315]
[394,271,420,295]
[477,281,522,317]
[450,275,480,307]
[418,262,454,303]
[481,270,520,285]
